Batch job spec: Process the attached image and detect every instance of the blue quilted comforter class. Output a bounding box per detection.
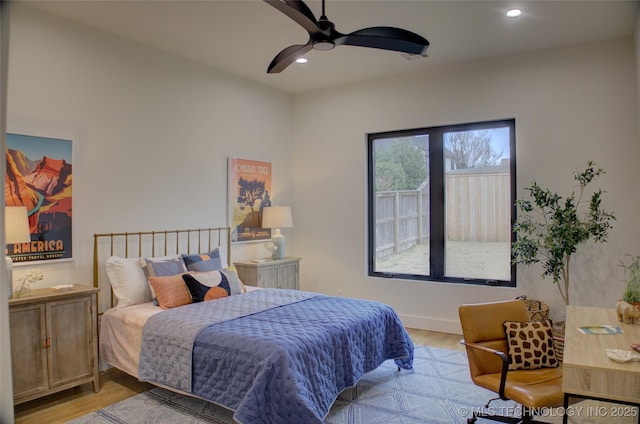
[139,289,414,424]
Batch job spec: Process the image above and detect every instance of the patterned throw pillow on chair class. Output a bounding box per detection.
[504,319,559,370]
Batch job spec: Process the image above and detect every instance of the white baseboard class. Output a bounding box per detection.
[399,313,462,335]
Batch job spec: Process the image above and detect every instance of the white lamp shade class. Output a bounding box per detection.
[5,206,30,244]
[5,206,31,298]
[262,206,293,229]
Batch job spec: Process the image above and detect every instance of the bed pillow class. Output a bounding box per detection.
[504,319,559,370]
[140,254,188,305]
[105,256,151,308]
[185,267,244,297]
[222,265,246,294]
[182,247,228,272]
[148,274,192,309]
[183,273,231,302]
[140,254,188,278]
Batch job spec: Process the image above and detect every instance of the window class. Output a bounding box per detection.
[367,119,516,286]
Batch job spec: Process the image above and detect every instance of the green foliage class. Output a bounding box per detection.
[620,255,640,304]
[375,139,427,191]
[512,161,616,305]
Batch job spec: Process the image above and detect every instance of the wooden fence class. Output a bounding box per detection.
[375,171,510,257]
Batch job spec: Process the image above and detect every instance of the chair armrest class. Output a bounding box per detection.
[460,339,510,400]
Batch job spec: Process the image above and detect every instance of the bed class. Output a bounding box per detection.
[94,227,414,424]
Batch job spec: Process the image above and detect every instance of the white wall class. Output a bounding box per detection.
[7,4,294,290]
[291,37,640,333]
[6,3,640,337]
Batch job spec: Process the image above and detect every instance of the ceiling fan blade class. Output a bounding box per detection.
[267,43,313,74]
[337,26,430,55]
[263,0,320,34]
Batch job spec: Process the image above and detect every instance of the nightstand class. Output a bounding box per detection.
[9,284,100,404]
[234,257,300,290]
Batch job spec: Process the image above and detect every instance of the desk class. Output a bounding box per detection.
[563,306,640,423]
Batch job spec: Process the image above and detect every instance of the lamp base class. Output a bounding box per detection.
[271,229,285,259]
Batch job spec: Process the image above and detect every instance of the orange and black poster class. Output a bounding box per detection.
[228,158,272,243]
[5,133,73,263]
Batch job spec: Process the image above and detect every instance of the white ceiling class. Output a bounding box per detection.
[17,0,639,94]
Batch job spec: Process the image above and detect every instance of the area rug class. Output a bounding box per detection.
[67,345,517,424]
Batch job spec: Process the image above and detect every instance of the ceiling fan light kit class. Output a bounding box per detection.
[264,0,430,73]
[313,40,335,51]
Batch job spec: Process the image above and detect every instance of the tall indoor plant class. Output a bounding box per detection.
[512,161,616,305]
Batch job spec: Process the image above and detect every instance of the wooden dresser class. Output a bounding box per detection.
[234,257,300,290]
[9,284,100,404]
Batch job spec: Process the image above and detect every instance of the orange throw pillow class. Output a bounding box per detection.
[148,274,192,309]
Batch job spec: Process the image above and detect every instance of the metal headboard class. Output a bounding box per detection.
[93,227,231,313]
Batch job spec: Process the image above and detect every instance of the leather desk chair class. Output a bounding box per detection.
[459,299,564,423]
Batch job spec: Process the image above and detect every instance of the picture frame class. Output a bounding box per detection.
[228,157,272,243]
[5,132,74,264]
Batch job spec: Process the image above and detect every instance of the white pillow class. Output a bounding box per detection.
[105,256,151,308]
[218,244,229,269]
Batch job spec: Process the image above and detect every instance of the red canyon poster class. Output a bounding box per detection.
[5,133,73,263]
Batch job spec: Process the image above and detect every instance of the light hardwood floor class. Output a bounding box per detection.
[13,328,462,424]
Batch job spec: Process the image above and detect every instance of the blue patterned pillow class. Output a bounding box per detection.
[139,255,188,305]
[182,248,226,272]
[140,254,187,278]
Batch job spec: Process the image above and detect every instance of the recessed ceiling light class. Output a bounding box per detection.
[295,57,308,64]
[506,8,522,18]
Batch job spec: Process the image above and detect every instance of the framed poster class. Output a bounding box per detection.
[228,157,272,243]
[5,132,73,264]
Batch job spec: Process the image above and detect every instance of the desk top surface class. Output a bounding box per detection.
[564,305,640,373]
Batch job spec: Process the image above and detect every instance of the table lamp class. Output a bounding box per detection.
[262,206,293,260]
[5,206,31,298]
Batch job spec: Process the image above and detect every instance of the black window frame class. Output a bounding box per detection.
[367,118,517,287]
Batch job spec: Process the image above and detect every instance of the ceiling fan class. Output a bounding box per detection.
[264,0,430,73]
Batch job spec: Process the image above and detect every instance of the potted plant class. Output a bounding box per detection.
[620,255,640,304]
[512,161,616,306]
